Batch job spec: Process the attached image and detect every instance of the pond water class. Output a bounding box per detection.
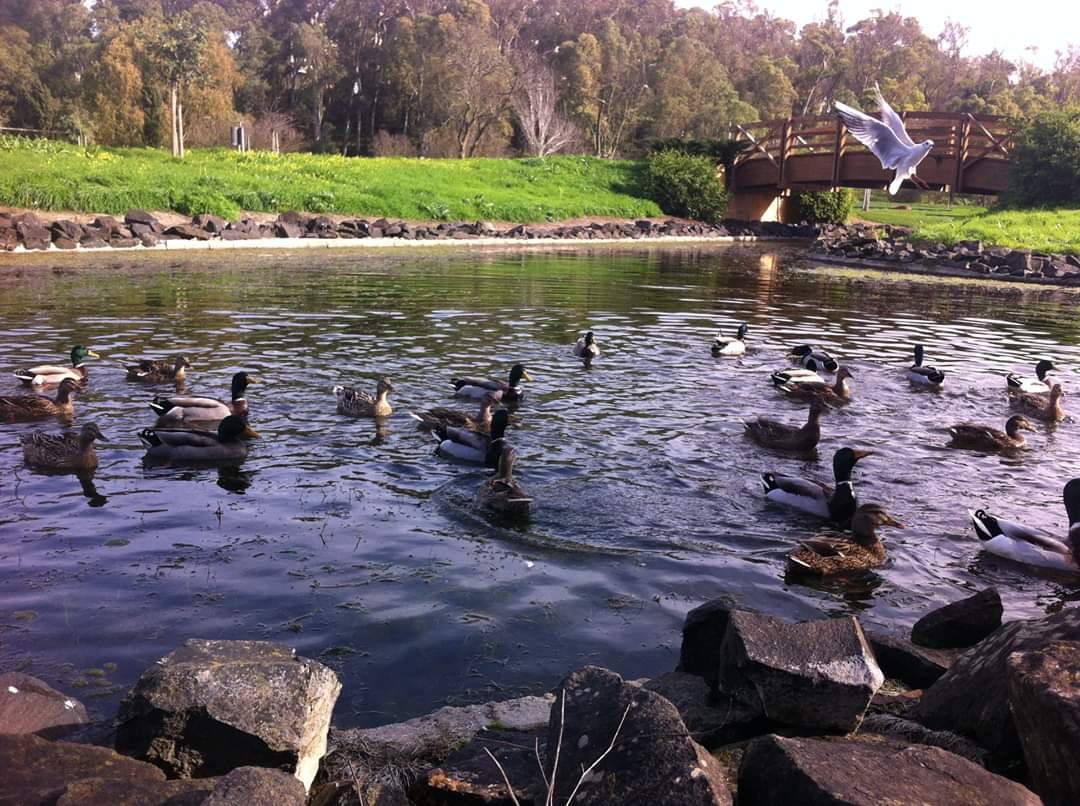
[1,243,1079,728]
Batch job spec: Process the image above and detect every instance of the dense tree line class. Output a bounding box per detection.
[1,0,1078,157]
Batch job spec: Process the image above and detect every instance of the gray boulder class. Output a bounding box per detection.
[115,639,340,791]
[718,611,883,732]
[911,588,1003,648]
[16,218,51,250]
[859,713,986,765]
[678,596,740,690]
[1007,641,1080,805]
[0,672,88,739]
[203,766,307,806]
[409,728,543,805]
[913,606,1080,767]
[543,666,731,805]
[642,671,765,747]
[867,631,956,688]
[737,734,1040,805]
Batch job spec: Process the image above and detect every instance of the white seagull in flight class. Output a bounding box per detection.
[835,85,934,195]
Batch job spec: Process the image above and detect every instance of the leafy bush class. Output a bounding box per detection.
[791,189,853,224]
[648,138,748,170]
[172,188,240,219]
[1007,109,1080,207]
[647,150,728,223]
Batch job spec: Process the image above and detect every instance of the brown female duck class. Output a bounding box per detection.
[0,378,79,421]
[475,444,532,518]
[1010,384,1066,422]
[776,366,854,405]
[744,398,825,452]
[125,355,191,382]
[411,393,497,433]
[947,415,1035,452]
[21,423,105,471]
[334,377,393,417]
[786,503,903,575]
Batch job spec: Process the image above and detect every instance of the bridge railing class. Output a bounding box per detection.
[730,112,1016,195]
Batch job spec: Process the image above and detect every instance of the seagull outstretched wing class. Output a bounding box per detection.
[834,101,908,170]
[873,84,916,147]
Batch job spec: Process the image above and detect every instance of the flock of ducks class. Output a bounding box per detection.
[4,327,1079,578]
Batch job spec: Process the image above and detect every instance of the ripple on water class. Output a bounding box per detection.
[0,244,1078,727]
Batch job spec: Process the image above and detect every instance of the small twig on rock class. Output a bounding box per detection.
[483,746,523,806]
[563,703,632,806]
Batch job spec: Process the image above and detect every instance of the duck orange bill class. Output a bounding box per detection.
[243,426,260,439]
[853,449,875,460]
[87,350,101,358]
[246,376,262,384]
[507,497,534,504]
[522,371,534,381]
[885,515,905,528]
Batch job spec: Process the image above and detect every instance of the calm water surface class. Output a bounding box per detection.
[1,243,1079,727]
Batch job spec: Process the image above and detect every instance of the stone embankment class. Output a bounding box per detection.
[0,209,817,253]
[4,589,1078,804]
[810,223,1080,285]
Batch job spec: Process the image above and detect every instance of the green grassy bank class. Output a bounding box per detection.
[0,136,661,223]
[859,198,1080,255]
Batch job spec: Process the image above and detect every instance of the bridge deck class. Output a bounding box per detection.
[730,112,1014,196]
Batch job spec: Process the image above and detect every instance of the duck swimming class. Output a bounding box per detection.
[947,415,1035,452]
[775,366,854,405]
[744,398,825,452]
[475,444,532,518]
[761,447,872,524]
[790,345,838,373]
[21,423,105,471]
[453,364,532,402]
[712,324,748,357]
[1010,383,1066,422]
[0,378,79,421]
[140,414,258,462]
[334,377,393,417]
[574,332,601,365]
[435,409,508,466]
[969,478,1080,573]
[906,344,945,387]
[14,346,100,385]
[411,393,497,433]
[150,371,259,423]
[126,355,191,383]
[786,503,903,576]
[1007,360,1055,395]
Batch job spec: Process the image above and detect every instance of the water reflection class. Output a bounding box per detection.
[1,244,1079,728]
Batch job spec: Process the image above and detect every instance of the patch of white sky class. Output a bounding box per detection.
[675,0,1074,71]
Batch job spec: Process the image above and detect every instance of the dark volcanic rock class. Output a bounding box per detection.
[163,224,212,241]
[643,672,765,747]
[17,219,51,250]
[124,209,161,231]
[911,588,1003,649]
[78,234,109,249]
[1,225,17,250]
[50,219,83,241]
[109,237,139,249]
[1007,641,1080,805]
[913,606,1080,768]
[52,237,78,250]
[193,213,227,234]
[678,596,740,690]
[115,639,341,790]
[203,766,307,806]
[0,672,88,738]
[859,714,986,765]
[544,666,731,805]
[737,734,1039,806]
[410,728,543,805]
[867,632,956,688]
[718,611,883,732]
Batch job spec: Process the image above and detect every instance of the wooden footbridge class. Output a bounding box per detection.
[726,111,1016,221]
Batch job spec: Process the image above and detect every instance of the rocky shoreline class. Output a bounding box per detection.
[810,222,1080,286]
[0,209,817,253]
[4,591,1077,805]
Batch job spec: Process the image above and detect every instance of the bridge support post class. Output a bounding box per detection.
[726,190,794,223]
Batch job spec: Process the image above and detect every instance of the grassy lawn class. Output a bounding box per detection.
[0,136,661,222]
[858,195,1080,255]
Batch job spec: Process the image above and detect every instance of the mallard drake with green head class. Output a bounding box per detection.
[1006,360,1055,395]
[150,371,259,422]
[786,503,903,576]
[334,377,393,417]
[125,355,191,383]
[475,444,532,518]
[14,346,100,385]
[573,332,601,365]
[791,345,838,373]
[0,378,79,421]
[906,344,945,387]
[744,398,825,452]
[140,414,258,462]
[712,324,748,356]
[435,409,509,466]
[947,415,1035,452]
[1010,384,1066,422]
[411,393,497,433]
[776,366,854,404]
[453,364,532,402]
[970,479,1080,573]
[21,423,104,471]
[761,447,872,524]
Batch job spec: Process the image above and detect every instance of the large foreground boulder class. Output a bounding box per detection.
[1007,641,1080,805]
[911,588,1003,648]
[642,672,765,747]
[737,734,1040,805]
[866,632,955,688]
[543,666,731,805]
[409,728,543,805]
[678,596,740,690]
[913,606,1080,767]
[718,611,883,732]
[115,639,340,790]
[0,672,88,738]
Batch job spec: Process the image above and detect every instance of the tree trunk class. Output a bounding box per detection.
[177,93,185,160]
[170,83,179,158]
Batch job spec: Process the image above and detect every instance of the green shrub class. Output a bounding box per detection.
[172,188,240,220]
[647,150,728,223]
[1007,109,1080,207]
[791,189,853,224]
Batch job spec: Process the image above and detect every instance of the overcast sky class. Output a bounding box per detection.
[675,0,1074,71]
